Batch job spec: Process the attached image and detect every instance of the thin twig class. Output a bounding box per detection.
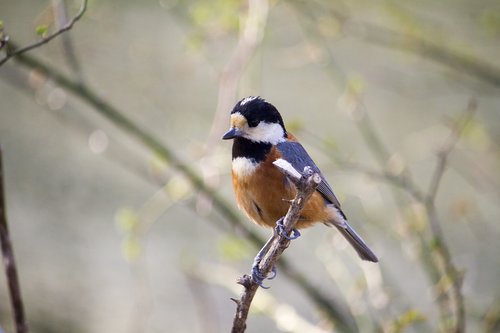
[208,0,269,146]
[0,147,29,333]
[231,161,321,333]
[337,100,475,333]
[288,0,500,89]
[348,21,500,89]
[184,270,220,333]
[423,99,477,333]
[427,99,478,203]
[53,0,85,83]
[333,157,425,202]
[0,0,88,67]
[345,98,473,333]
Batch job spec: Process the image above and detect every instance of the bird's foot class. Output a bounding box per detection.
[251,259,277,289]
[275,217,301,240]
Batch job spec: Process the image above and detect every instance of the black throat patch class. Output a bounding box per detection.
[232,138,272,163]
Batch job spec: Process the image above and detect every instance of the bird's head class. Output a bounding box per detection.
[222,96,287,145]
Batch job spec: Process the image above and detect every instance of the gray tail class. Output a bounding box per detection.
[334,223,378,262]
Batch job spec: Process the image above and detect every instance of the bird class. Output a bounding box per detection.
[222,96,378,284]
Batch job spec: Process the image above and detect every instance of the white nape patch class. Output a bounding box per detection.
[239,96,259,106]
[244,122,285,145]
[232,157,258,177]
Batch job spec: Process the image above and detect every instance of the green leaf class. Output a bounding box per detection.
[462,119,491,150]
[149,150,170,175]
[390,309,426,333]
[121,237,141,262]
[346,74,365,95]
[35,24,49,37]
[285,119,304,134]
[115,207,140,233]
[480,9,500,36]
[323,136,337,150]
[384,3,423,38]
[166,175,192,201]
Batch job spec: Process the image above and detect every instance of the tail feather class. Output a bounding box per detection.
[334,223,378,262]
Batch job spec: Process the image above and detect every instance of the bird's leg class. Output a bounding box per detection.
[275,217,301,240]
[251,232,278,289]
[251,216,300,288]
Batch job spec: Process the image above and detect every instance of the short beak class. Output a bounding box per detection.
[222,127,241,140]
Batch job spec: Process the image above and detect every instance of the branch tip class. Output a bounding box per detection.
[237,275,252,288]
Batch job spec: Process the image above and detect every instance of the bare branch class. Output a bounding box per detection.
[337,99,476,333]
[423,99,477,333]
[427,99,478,203]
[288,0,500,89]
[208,0,269,146]
[53,0,86,82]
[348,22,500,89]
[0,147,29,333]
[0,0,88,67]
[231,162,321,333]
[333,157,425,202]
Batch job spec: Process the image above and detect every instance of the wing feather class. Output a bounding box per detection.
[276,141,341,208]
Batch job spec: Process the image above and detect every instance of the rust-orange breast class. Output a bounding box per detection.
[232,147,330,229]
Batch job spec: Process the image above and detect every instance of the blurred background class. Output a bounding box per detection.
[0,0,499,332]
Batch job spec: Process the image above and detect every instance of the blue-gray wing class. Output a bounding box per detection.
[276,141,341,208]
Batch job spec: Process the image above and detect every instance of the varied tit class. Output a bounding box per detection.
[222,96,378,269]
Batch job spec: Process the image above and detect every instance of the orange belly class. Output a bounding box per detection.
[232,154,330,229]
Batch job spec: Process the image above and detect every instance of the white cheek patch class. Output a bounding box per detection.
[245,122,285,145]
[232,157,258,177]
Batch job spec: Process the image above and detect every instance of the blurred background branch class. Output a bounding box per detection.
[289,0,500,89]
[421,101,477,333]
[346,21,500,89]
[0,147,29,333]
[52,0,85,83]
[208,0,269,147]
[189,262,333,333]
